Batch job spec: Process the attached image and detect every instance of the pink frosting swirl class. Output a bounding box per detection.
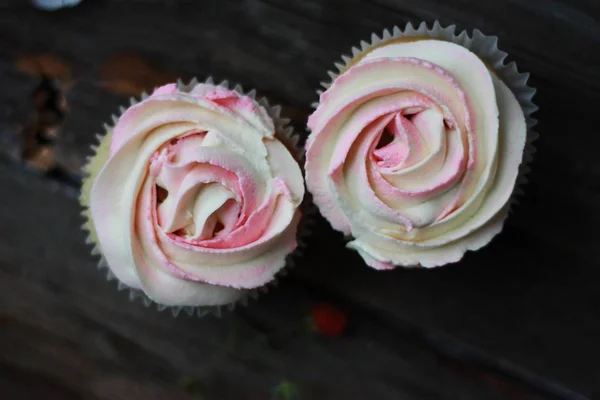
[306,40,527,269]
[89,83,304,306]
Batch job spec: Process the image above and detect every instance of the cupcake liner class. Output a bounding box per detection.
[310,22,537,268]
[316,21,538,212]
[80,77,310,317]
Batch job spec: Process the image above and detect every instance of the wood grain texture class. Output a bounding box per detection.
[0,0,599,398]
[0,163,553,400]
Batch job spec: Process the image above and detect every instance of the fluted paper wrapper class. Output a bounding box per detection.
[311,21,537,266]
[80,77,311,317]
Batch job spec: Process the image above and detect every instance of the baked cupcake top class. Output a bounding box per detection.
[81,82,304,307]
[306,34,528,269]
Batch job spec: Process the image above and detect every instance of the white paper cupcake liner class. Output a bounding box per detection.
[316,21,538,211]
[81,77,310,317]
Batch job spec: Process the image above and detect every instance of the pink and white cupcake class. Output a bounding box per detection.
[305,22,537,269]
[81,78,305,316]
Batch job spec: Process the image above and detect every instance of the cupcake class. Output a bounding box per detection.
[81,79,305,314]
[305,22,536,269]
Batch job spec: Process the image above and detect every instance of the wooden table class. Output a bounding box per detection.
[1,1,599,399]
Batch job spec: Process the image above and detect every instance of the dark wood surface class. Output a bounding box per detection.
[0,1,599,399]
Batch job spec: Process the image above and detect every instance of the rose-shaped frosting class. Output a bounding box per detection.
[87,83,304,306]
[306,39,527,268]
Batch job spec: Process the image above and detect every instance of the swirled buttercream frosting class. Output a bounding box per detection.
[81,82,304,306]
[306,37,527,269]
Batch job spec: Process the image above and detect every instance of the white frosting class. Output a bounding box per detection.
[306,40,526,268]
[88,83,304,306]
